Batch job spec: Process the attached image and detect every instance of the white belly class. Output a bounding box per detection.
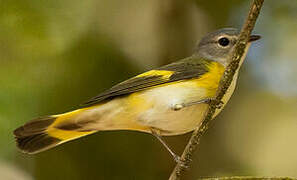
[134,81,210,135]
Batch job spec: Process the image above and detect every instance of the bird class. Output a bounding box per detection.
[13,28,260,162]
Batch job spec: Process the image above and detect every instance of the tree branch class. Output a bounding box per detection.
[198,177,297,180]
[169,0,265,179]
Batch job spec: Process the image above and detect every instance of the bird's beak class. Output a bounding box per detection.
[249,35,261,42]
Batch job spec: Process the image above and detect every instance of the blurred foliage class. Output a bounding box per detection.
[0,0,296,179]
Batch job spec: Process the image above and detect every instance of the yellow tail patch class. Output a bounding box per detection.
[47,128,95,141]
[47,108,96,141]
[14,108,98,154]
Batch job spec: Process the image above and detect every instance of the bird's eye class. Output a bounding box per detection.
[218,37,230,47]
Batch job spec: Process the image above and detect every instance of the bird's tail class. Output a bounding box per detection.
[13,110,96,154]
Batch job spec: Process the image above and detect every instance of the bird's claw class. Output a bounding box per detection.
[171,98,224,111]
[174,156,189,168]
[174,155,181,163]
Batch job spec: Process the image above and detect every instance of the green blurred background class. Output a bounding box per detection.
[0,0,297,179]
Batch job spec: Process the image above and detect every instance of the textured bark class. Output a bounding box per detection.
[169,0,265,179]
[198,177,297,180]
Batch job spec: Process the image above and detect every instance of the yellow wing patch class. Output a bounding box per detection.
[132,62,225,99]
[136,70,174,78]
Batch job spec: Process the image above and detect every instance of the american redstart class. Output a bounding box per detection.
[13,28,260,162]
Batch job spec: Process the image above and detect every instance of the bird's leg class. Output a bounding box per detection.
[171,98,224,111]
[150,128,181,163]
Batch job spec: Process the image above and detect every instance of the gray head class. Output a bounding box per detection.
[195,28,260,66]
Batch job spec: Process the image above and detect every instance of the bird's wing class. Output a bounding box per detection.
[81,57,210,107]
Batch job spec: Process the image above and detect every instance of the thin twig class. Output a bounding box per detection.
[169,0,265,179]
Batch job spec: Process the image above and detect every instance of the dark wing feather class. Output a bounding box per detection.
[81,57,210,107]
